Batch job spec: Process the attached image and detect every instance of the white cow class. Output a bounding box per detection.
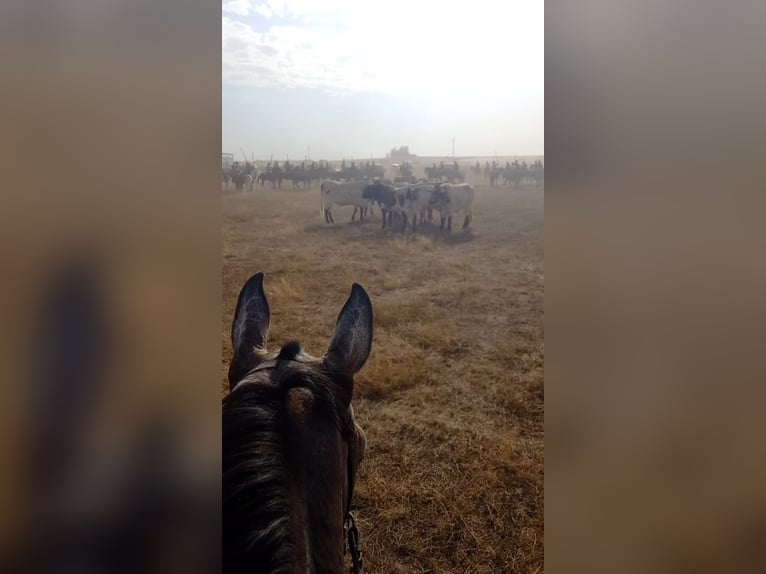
[428,183,475,231]
[320,180,374,224]
[401,183,437,231]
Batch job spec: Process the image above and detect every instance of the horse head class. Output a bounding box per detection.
[224,273,372,573]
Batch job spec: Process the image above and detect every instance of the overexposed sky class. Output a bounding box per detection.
[223,0,544,159]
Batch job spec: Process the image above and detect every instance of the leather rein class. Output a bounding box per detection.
[344,434,363,574]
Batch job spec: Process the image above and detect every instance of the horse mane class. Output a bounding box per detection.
[222,350,346,573]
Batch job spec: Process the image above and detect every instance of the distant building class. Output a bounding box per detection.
[388,145,417,162]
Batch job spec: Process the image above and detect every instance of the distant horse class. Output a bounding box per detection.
[360,164,384,179]
[257,171,284,189]
[289,171,313,189]
[425,165,464,183]
[232,171,247,191]
[489,166,502,187]
[503,166,522,187]
[224,273,371,574]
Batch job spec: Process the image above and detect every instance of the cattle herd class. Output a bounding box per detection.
[222,157,543,233]
[321,179,474,233]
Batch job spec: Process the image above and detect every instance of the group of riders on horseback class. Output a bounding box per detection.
[222,160,330,190]
[222,156,544,191]
[334,160,386,181]
[473,159,544,187]
[221,161,256,191]
[425,160,465,183]
[222,159,387,190]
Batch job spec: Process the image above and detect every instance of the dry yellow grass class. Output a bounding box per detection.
[222,179,544,573]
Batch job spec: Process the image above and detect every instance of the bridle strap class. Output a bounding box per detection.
[345,512,363,574]
[344,450,363,574]
[345,434,363,574]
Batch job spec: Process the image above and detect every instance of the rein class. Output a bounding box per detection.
[344,445,363,574]
[234,358,364,574]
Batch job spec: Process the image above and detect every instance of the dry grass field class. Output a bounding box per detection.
[222,178,544,573]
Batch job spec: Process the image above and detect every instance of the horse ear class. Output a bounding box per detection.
[325,283,373,382]
[231,272,270,360]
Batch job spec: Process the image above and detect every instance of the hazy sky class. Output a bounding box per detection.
[222,0,544,160]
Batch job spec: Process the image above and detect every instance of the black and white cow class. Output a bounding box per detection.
[362,182,407,230]
[400,183,438,231]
